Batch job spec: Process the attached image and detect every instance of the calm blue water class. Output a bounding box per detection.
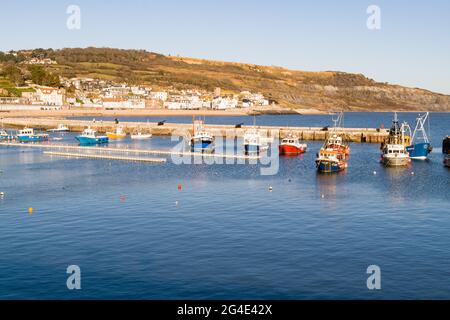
[0,113,449,299]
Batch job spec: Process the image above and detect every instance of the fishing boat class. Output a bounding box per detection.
[406,112,433,160]
[16,128,49,142]
[243,128,268,154]
[106,126,127,139]
[316,112,349,173]
[190,120,214,152]
[0,129,9,140]
[443,136,450,154]
[76,128,109,144]
[131,130,152,140]
[47,124,69,133]
[380,113,411,167]
[279,133,307,155]
[324,112,350,155]
[315,148,348,173]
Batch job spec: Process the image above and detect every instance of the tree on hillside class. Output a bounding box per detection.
[2,62,25,86]
[27,65,61,87]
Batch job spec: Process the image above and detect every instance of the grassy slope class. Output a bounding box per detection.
[3,48,450,111]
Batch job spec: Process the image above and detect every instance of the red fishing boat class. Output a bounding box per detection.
[279,133,307,155]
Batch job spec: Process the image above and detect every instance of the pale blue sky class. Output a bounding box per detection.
[1,0,449,94]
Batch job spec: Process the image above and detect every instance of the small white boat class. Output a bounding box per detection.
[243,128,267,154]
[106,126,127,139]
[47,124,69,132]
[0,129,9,140]
[131,131,152,140]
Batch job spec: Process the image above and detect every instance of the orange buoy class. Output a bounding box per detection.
[177,184,182,191]
[28,207,33,214]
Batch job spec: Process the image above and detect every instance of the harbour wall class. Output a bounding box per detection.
[2,118,389,143]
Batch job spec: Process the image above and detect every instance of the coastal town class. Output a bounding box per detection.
[0,55,273,112]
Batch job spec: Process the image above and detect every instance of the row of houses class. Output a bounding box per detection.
[21,87,65,107]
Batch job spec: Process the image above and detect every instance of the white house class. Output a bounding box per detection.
[102,98,145,109]
[212,97,238,110]
[35,87,65,106]
[150,91,168,101]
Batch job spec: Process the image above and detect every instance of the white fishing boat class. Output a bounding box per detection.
[190,119,215,152]
[243,128,268,154]
[131,131,152,140]
[380,113,411,167]
[47,124,70,132]
[0,129,9,140]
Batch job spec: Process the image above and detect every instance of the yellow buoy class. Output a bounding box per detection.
[28,207,33,215]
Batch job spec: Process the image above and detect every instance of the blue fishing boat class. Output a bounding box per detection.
[406,112,433,160]
[190,120,214,153]
[17,128,49,142]
[76,128,109,145]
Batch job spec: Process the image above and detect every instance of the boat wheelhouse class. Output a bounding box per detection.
[381,143,411,167]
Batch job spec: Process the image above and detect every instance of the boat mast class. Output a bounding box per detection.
[411,112,430,143]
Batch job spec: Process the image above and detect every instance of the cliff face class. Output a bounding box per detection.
[8,48,450,112]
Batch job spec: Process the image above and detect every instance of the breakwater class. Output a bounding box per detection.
[2,118,389,143]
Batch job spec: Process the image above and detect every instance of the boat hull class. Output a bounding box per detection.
[406,143,432,160]
[131,134,152,140]
[191,140,214,152]
[76,136,109,145]
[245,144,260,154]
[381,155,410,167]
[279,144,306,155]
[316,160,346,173]
[444,156,450,168]
[106,133,126,139]
[17,135,49,142]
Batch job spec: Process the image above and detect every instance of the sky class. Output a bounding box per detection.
[0,0,449,94]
